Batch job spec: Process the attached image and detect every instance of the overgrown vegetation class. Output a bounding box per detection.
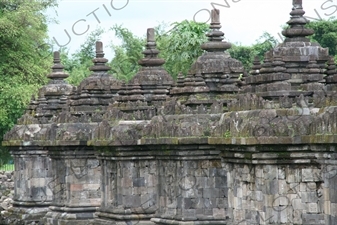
[306,18,337,61]
[62,28,105,86]
[0,0,57,164]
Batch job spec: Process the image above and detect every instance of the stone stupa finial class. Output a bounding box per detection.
[250,56,262,75]
[89,41,111,73]
[138,28,165,67]
[282,0,314,42]
[201,9,231,52]
[47,51,69,82]
[327,56,337,76]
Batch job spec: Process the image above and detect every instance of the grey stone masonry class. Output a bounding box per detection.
[154,148,228,224]
[171,9,245,114]
[2,147,53,224]
[0,170,14,224]
[43,147,101,225]
[96,149,157,225]
[242,0,329,104]
[111,28,173,121]
[4,1,337,225]
[218,144,337,225]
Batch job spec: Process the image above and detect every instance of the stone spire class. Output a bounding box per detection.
[242,0,330,106]
[282,0,314,42]
[111,28,173,120]
[47,51,69,83]
[171,8,244,114]
[21,51,73,124]
[69,41,122,113]
[138,28,165,67]
[89,41,111,73]
[127,27,173,87]
[201,9,231,52]
[43,51,72,96]
[326,56,337,76]
[186,8,244,87]
[325,56,337,92]
[249,56,261,75]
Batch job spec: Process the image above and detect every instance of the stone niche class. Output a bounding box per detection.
[43,147,101,225]
[96,148,158,225]
[154,156,228,224]
[94,145,229,225]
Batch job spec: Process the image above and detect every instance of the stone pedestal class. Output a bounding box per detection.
[220,144,336,225]
[43,147,101,225]
[95,147,158,225]
[2,147,53,224]
[151,146,228,225]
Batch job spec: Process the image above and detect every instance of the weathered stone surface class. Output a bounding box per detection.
[171,9,244,114]
[3,3,337,225]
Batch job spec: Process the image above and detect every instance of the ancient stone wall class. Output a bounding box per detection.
[0,170,14,213]
[225,163,330,225]
[3,2,337,225]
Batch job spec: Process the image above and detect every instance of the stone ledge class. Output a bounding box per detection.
[209,135,337,145]
[96,212,155,220]
[151,218,228,225]
[1,206,49,224]
[12,201,51,207]
[2,140,88,147]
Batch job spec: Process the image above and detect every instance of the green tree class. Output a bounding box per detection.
[108,21,209,81]
[107,21,279,79]
[229,32,278,71]
[63,28,104,86]
[0,0,57,164]
[306,18,337,61]
[158,20,209,79]
[228,45,256,71]
[108,24,145,81]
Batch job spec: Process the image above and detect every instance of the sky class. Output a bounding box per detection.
[46,0,337,59]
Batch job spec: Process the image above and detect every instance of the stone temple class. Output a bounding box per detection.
[2,0,337,224]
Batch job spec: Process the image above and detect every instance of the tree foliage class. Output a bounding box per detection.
[63,28,104,86]
[108,24,144,81]
[107,21,279,80]
[158,20,209,79]
[0,0,57,164]
[306,18,337,60]
[108,21,208,81]
[229,32,278,71]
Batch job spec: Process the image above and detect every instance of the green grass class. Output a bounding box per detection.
[0,164,14,171]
